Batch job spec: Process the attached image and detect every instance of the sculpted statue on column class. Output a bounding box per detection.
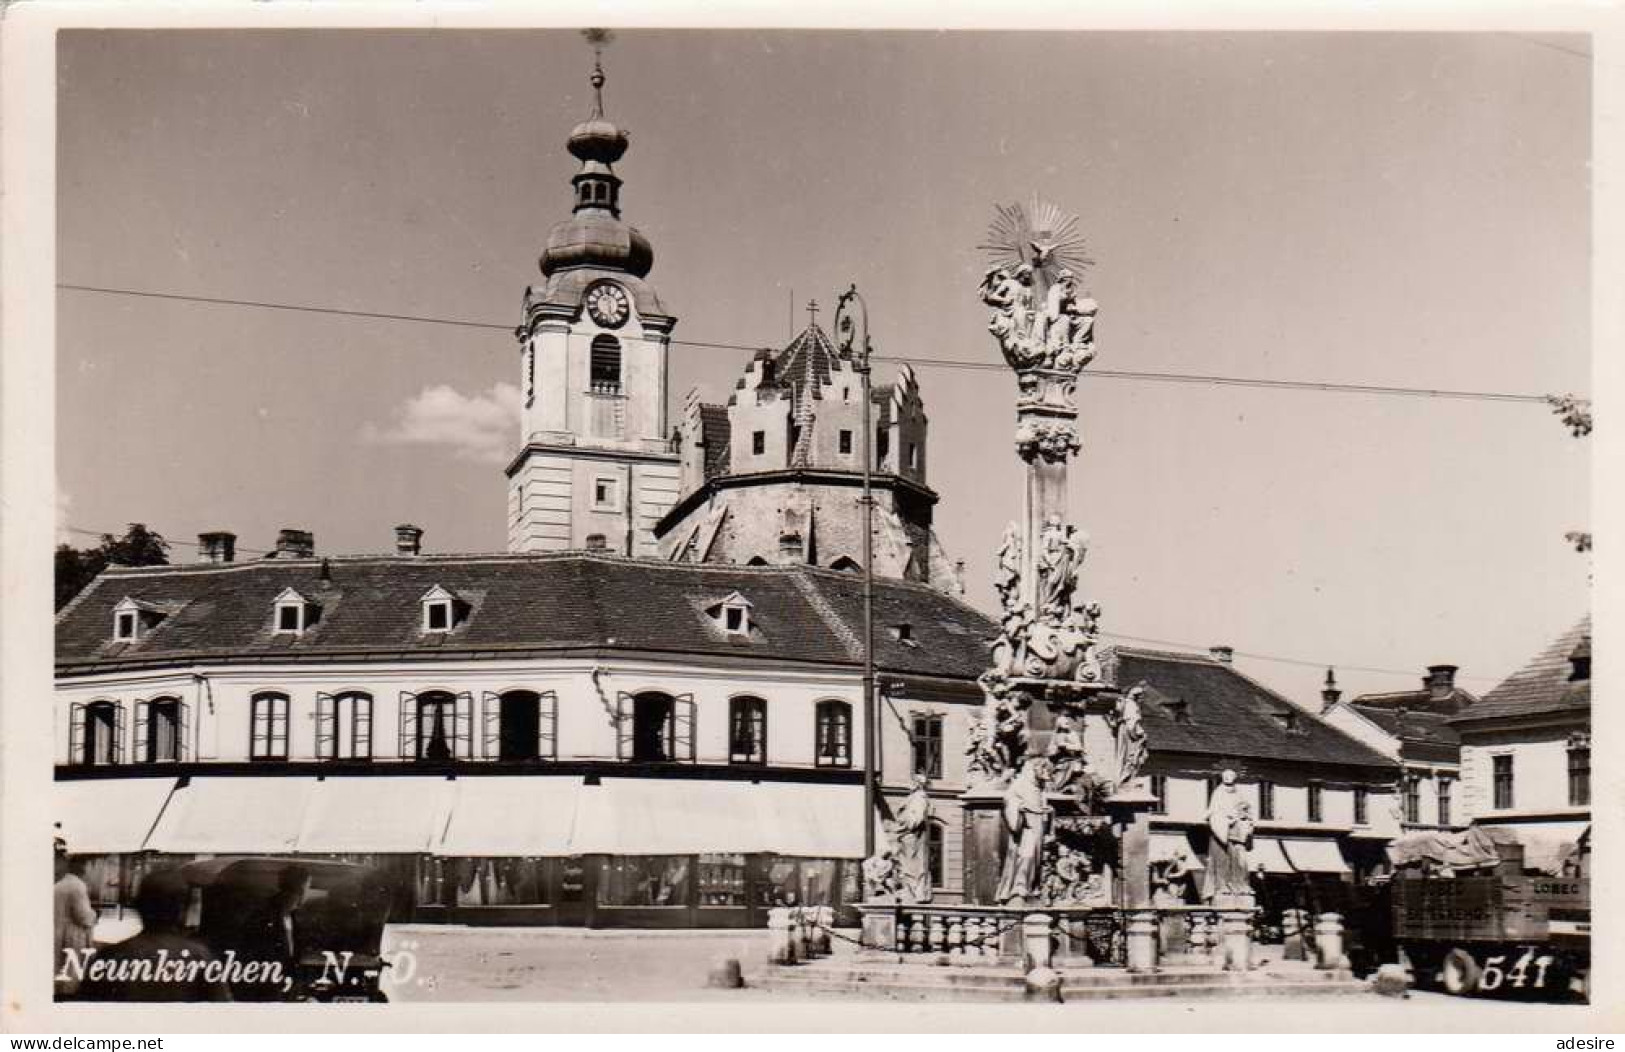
[1108,685,1150,793]
[995,758,1053,906]
[892,775,935,904]
[1201,769,1255,903]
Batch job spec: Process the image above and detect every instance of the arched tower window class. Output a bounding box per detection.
[590,336,622,393]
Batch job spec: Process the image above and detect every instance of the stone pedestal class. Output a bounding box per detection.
[859,905,897,953]
[1103,787,1158,909]
[1314,912,1346,971]
[959,788,1006,906]
[1021,912,1055,972]
[1282,908,1309,961]
[1218,909,1254,972]
[1125,910,1159,973]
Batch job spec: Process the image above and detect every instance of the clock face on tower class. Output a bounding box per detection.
[585,282,631,329]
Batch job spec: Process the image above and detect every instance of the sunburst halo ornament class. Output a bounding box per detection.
[979,195,1093,286]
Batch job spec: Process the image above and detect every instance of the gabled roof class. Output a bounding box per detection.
[1349,685,1479,717]
[1108,646,1398,772]
[698,403,731,481]
[1451,615,1592,726]
[1348,704,1461,749]
[55,552,996,681]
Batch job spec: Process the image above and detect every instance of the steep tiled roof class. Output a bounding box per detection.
[1450,615,1592,725]
[1109,647,1398,772]
[55,553,995,681]
[698,403,731,480]
[1349,705,1460,749]
[773,323,843,414]
[1349,686,1479,717]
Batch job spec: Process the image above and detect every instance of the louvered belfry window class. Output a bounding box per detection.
[590,336,622,393]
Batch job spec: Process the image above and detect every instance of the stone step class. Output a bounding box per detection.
[754,972,1371,1004]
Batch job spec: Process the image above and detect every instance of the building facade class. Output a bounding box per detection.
[1448,615,1591,873]
[1319,664,1473,832]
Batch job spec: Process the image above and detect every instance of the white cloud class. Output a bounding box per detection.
[362,382,522,465]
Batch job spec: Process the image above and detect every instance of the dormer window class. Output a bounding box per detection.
[112,597,167,643]
[273,587,318,636]
[1570,637,1591,681]
[707,592,753,637]
[891,623,917,647]
[421,585,465,634]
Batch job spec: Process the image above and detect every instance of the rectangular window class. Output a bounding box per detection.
[729,697,767,765]
[115,612,137,641]
[426,602,451,632]
[839,430,853,455]
[815,702,851,768]
[250,693,290,761]
[1568,746,1590,807]
[593,476,619,510]
[1150,774,1168,815]
[906,443,918,470]
[1353,787,1369,826]
[1257,780,1275,821]
[877,427,890,463]
[277,604,302,632]
[1493,754,1514,810]
[911,714,943,780]
[751,431,765,456]
[1307,782,1323,823]
[1403,774,1422,824]
[1437,778,1453,826]
[698,854,748,908]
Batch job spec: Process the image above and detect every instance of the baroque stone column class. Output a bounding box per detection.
[961,199,1155,914]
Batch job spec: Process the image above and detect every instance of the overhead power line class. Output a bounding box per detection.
[59,282,1556,405]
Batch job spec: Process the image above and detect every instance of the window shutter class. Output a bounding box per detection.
[315,692,335,760]
[673,693,696,763]
[133,699,151,764]
[539,691,558,760]
[69,702,86,765]
[354,695,373,760]
[399,691,419,759]
[615,692,633,760]
[455,692,475,759]
[481,691,501,759]
[113,702,127,765]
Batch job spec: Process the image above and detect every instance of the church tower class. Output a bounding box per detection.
[507,60,680,555]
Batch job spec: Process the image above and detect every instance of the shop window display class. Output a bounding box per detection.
[697,853,747,908]
[419,858,550,907]
[599,856,691,907]
[758,857,840,908]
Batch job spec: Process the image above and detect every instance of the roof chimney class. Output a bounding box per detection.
[395,524,424,556]
[273,529,315,559]
[1425,664,1458,701]
[1209,645,1234,665]
[197,531,236,564]
[1320,668,1342,713]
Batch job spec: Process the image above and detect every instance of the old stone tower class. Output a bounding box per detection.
[655,318,962,592]
[506,62,680,555]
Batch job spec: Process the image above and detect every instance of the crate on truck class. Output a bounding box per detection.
[1386,826,1589,1000]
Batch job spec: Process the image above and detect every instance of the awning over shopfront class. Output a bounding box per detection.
[146,777,317,854]
[1279,838,1351,874]
[1149,830,1204,870]
[1248,836,1295,875]
[300,776,459,854]
[1480,821,1591,875]
[753,782,866,858]
[437,776,581,857]
[55,778,177,854]
[570,777,774,856]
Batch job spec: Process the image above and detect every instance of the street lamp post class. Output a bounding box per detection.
[835,284,878,865]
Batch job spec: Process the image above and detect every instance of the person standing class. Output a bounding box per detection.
[53,846,98,998]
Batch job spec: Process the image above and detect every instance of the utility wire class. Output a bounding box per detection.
[58,282,1557,405]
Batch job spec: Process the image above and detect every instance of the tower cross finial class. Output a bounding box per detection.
[581,28,615,119]
[806,299,820,326]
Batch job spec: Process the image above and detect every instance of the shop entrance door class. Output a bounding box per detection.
[554,855,595,927]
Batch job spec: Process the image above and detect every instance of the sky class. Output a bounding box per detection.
[55,29,1592,708]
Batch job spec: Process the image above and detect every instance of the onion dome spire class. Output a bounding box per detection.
[540,56,652,279]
